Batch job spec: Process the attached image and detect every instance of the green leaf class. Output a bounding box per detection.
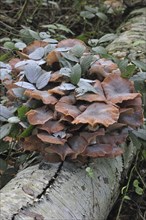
[56,24,74,35]
[84,6,98,13]
[17,105,30,120]
[29,29,40,40]
[135,186,144,195]
[133,179,139,187]
[130,72,146,92]
[92,46,107,55]
[70,63,81,85]
[98,33,117,43]
[80,55,94,73]
[19,125,34,138]
[121,64,136,78]
[123,195,131,200]
[80,11,95,19]
[96,12,108,21]
[71,44,86,58]
[0,140,9,153]
[4,41,15,50]
[0,123,12,139]
[118,59,129,73]
[86,167,94,178]
[132,60,146,71]
[61,52,79,62]
[129,132,142,149]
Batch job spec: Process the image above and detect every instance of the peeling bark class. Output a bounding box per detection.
[0,7,146,220]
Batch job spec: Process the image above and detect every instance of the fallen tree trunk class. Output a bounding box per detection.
[0,7,145,220]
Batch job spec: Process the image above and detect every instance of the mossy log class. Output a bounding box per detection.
[0,7,145,220]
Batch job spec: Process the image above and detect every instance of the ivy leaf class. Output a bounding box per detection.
[0,123,12,139]
[71,44,86,58]
[24,63,42,83]
[36,71,51,89]
[70,63,81,85]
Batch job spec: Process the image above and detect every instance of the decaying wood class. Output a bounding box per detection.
[0,143,136,220]
[106,7,146,63]
[0,7,146,220]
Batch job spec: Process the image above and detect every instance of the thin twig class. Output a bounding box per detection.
[15,0,29,23]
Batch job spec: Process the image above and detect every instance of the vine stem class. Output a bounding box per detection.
[116,151,140,220]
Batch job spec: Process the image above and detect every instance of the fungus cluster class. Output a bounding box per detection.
[1,38,143,162]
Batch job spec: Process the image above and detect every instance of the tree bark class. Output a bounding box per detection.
[0,7,145,220]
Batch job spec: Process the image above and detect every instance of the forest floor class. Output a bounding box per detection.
[0,1,146,220]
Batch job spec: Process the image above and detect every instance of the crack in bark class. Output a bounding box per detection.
[12,162,64,220]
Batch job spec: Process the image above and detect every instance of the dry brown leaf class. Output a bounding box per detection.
[72,102,119,127]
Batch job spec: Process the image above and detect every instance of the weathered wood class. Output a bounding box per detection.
[0,7,145,220]
[0,143,136,220]
[106,8,146,63]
